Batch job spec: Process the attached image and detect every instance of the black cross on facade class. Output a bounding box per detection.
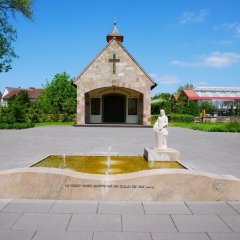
[109,54,120,74]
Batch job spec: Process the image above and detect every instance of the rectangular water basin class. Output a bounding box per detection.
[31,155,187,175]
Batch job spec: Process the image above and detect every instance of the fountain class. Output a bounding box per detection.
[63,154,66,169]
[106,146,112,175]
[1,110,239,201]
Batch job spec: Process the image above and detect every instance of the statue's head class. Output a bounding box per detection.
[160,109,165,116]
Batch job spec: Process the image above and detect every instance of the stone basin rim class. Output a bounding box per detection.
[0,167,239,181]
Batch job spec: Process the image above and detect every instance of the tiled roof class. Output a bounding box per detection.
[171,93,180,100]
[183,89,199,100]
[2,88,43,100]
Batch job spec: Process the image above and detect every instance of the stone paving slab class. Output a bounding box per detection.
[122,214,177,232]
[67,214,122,232]
[228,201,240,214]
[0,212,22,230]
[143,201,191,215]
[151,232,210,240]
[0,200,240,239]
[12,213,71,231]
[50,200,98,214]
[208,232,240,240]
[32,231,93,240]
[172,215,232,232]
[93,232,152,240]
[3,199,55,213]
[0,199,11,212]
[185,201,238,215]
[219,215,240,232]
[98,201,144,215]
[0,230,35,240]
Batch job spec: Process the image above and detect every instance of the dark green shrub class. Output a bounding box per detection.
[225,122,240,132]
[151,101,171,115]
[199,101,214,114]
[168,114,194,122]
[151,114,159,122]
[151,114,194,123]
[184,101,199,116]
[0,122,35,129]
[190,122,240,132]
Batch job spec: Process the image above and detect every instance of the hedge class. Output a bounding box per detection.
[151,114,194,123]
[191,122,240,132]
[0,122,35,129]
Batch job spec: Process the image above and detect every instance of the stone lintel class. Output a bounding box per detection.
[144,147,180,162]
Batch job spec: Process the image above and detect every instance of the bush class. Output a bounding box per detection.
[0,122,35,129]
[184,101,199,116]
[199,101,214,114]
[225,122,240,132]
[151,114,195,123]
[151,114,159,122]
[151,101,171,115]
[168,114,194,122]
[191,124,224,132]
[179,122,240,132]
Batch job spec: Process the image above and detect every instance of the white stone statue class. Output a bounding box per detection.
[153,109,168,149]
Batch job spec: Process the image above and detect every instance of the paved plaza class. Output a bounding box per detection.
[0,126,240,239]
[0,126,240,177]
[1,199,240,240]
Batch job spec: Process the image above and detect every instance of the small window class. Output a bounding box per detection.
[91,98,100,115]
[128,98,138,115]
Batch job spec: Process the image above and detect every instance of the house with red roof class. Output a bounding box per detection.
[0,87,43,106]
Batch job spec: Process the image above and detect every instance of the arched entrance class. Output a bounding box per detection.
[103,94,126,123]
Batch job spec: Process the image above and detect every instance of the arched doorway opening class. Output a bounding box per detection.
[103,94,126,123]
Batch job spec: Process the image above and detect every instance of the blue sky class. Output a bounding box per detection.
[1,0,240,95]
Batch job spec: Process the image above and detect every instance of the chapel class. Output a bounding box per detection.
[74,21,156,125]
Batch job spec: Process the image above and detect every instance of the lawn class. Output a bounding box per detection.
[169,122,240,132]
[35,122,75,127]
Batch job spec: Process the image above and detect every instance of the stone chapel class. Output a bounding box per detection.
[74,22,156,125]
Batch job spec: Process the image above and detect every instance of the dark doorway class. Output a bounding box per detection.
[103,95,125,123]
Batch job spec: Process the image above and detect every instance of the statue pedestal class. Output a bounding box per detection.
[144,147,180,162]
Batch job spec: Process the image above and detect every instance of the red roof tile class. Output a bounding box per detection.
[171,93,180,100]
[3,88,43,100]
[182,89,199,100]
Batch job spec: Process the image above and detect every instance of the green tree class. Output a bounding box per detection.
[39,72,77,121]
[151,101,171,115]
[3,90,30,123]
[151,93,171,115]
[184,101,199,116]
[199,101,213,114]
[152,92,171,101]
[0,0,34,72]
[177,83,194,93]
[173,92,187,114]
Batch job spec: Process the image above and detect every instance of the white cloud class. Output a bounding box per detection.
[180,10,210,24]
[213,22,240,38]
[171,60,197,67]
[212,40,233,45]
[171,52,240,68]
[150,73,181,85]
